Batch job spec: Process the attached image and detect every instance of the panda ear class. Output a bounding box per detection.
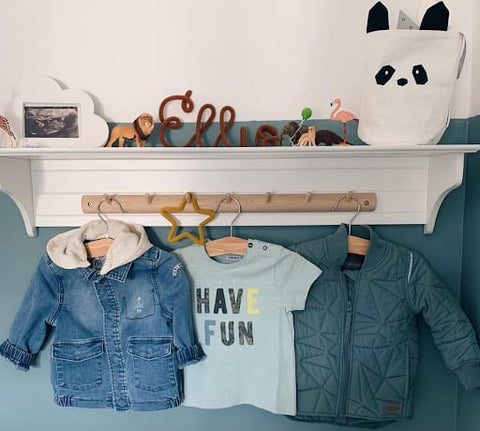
[420,1,449,31]
[367,2,389,33]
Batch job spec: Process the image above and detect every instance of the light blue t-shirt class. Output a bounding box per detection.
[174,239,321,415]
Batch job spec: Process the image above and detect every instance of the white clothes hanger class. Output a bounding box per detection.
[204,195,248,257]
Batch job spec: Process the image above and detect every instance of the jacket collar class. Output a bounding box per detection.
[80,260,134,282]
[77,247,161,282]
[47,219,152,275]
[325,224,388,271]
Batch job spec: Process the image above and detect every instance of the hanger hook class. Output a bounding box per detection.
[96,196,127,238]
[348,196,361,235]
[331,192,361,235]
[214,194,242,237]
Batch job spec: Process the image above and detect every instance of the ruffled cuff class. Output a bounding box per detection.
[455,363,480,391]
[0,340,34,371]
[176,343,206,369]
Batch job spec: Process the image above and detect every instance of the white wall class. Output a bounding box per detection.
[470,0,480,115]
[0,0,476,123]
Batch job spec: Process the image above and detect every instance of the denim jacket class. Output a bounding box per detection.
[0,220,205,411]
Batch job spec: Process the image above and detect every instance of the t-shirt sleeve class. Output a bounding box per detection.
[274,246,321,312]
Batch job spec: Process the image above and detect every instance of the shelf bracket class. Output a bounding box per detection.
[425,152,465,234]
[0,158,36,237]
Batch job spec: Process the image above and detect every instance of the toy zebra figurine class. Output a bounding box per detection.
[0,115,17,148]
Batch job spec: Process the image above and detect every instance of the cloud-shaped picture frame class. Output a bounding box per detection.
[7,76,108,147]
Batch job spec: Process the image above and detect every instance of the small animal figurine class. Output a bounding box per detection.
[279,108,313,145]
[279,121,308,145]
[0,115,18,148]
[106,113,154,147]
[315,129,346,146]
[330,98,358,145]
[297,126,316,146]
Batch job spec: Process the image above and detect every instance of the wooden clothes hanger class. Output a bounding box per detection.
[331,193,370,256]
[84,197,125,258]
[347,234,370,256]
[204,195,248,257]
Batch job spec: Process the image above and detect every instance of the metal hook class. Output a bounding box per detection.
[214,194,242,237]
[330,192,361,235]
[348,197,361,235]
[96,196,127,238]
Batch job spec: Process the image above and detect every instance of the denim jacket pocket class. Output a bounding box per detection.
[124,288,156,320]
[127,337,176,391]
[52,338,103,391]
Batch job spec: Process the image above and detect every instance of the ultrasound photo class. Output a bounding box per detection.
[24,106,79,138]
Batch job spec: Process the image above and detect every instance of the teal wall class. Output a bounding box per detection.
[457,150,480,431]
[0,119,479,430]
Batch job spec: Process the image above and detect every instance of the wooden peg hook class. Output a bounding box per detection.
[145,193,155,205]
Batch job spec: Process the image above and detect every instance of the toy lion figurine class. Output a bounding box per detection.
[106,113,154,147]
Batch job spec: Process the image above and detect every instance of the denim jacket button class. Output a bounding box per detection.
[116,401,129,410]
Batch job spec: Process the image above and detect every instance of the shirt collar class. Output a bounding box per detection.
[325,224,388,271]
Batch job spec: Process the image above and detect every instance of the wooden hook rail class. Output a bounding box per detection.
[81,192,376,214]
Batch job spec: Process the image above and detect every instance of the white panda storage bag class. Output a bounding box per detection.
[358,1,466,146]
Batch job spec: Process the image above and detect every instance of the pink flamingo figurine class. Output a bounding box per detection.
[329,98,358,145]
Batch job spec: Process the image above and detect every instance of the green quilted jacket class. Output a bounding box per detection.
[290,225,480,428]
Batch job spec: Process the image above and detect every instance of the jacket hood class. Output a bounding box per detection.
[47,219,152,275]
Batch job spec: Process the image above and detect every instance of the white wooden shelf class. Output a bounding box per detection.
[0,145,477,237]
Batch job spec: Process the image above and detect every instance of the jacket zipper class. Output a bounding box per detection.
[338,274,355,416]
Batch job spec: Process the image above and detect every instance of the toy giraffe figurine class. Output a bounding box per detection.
[330,99,358,145]
[0,115,18,148]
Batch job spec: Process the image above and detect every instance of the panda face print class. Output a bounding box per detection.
[375,65,395,85]
[375,64,429,87]
[412,65,428,85]
[368,3,445,89]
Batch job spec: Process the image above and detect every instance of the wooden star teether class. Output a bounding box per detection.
[160,192,216,245]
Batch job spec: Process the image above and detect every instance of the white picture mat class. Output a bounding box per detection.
[7,76,108,148]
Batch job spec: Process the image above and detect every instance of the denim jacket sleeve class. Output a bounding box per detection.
[407,251,480,390]
[0,255,62,371]
[159,254,205,369]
